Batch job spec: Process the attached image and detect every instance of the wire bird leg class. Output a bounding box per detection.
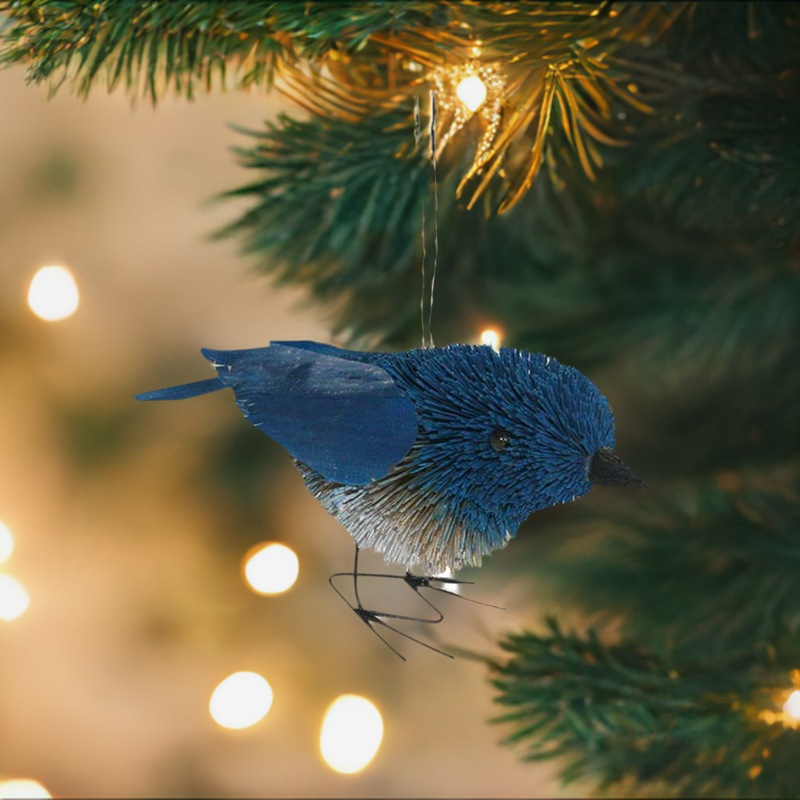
[329,545,504,661]
[403,573,505,611]
[329,545,451,661]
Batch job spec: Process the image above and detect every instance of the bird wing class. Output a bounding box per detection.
[200,343,417,486]
[267,340,365,360]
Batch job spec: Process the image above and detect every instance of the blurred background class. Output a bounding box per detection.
[0,65,565,798]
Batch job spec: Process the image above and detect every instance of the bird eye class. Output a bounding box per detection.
[490,428,510,452]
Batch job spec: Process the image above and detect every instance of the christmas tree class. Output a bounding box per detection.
[3,1,799,795]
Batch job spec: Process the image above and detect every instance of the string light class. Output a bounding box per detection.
[456,75,487,112]
[0,779,51,799]
[209,672,273,730]
[783,690,800,721]
[0,522,13,564]
[320,695,384,774]
[0,574,29,621]
[27,266,79,321]
[481,329,501,352]
[758,671,800,729]
[429,61,505,165]
[243,542,299,595]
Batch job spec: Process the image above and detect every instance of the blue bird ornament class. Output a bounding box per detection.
[137,341,647,656]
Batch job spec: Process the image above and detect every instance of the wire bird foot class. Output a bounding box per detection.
[403,571,505,611]
[329,545,504,661]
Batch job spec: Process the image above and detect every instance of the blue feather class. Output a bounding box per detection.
[135,377,224,401]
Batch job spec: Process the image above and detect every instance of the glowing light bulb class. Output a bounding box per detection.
[481,329,501,352]
[0,779,51,799]
[0,522,13,564]
[28,266,79,321]
[320,695,383,774]
[0,574,29,621]
[456,75,487,112]
[243,543,299,595]
[784,690,800,720]
[209,671,273,730]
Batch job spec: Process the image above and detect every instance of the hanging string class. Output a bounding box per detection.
[414,89,439,350]
[414,94,427,349]
[428,89,438,349]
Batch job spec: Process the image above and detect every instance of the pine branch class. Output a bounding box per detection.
[489,618,799,796]
[481,178,800,375]
[664,2,800,74]
[628,338,800,481]
[0,1,688,208]
[616,86,800,252]
[216,84,800,355]
[214,107,432,341]
[539,486,800,664]
[3,2,797,212]
[0,0,436,102]
[199,2,800,351]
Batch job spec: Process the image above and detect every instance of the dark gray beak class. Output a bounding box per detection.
[589,447,649,488]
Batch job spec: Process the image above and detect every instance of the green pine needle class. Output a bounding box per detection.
[489,619,797,796]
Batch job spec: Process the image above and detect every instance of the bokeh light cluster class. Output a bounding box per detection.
[0,522,28,621]
[0,520,43,794]
[13,256,393,786]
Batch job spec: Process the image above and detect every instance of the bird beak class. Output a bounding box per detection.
[588,447,649,488]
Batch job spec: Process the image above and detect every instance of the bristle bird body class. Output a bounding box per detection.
[136,341,645,574]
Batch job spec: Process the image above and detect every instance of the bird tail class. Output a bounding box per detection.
[134,377,224,402]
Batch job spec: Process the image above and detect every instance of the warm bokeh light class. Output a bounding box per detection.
[481,329,501,352]
[0,522,13,564]
[243,542,299,595]
[209,672,273,730]
[0,778,51,799]
[320,695,384,774]
[0,574,30,621]
[784,690,800,720]
[436,568,460,596]
[456,74,487,112]
[27,265,79,321]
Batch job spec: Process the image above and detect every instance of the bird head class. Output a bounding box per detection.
[395,345,647,532]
